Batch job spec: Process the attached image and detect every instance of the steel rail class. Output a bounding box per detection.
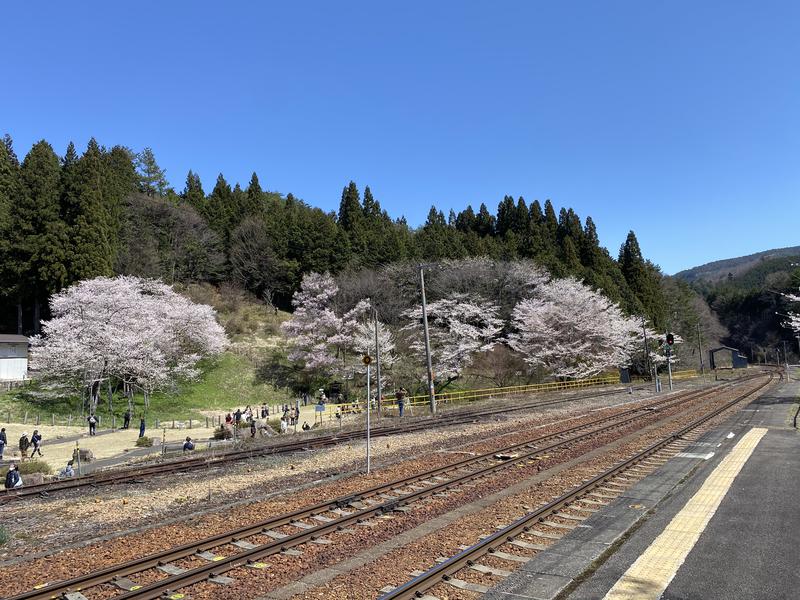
[379,372,775,600]
[0,381,660,503]
[11,378,752,600]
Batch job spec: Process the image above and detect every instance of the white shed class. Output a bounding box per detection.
[0,334,29,381]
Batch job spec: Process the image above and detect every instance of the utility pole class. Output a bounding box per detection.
[419,265,436,415]
[365,356,371,474]
[641,316,651,382]
[374,308,382,418]
[665,331,674,391]
[697,322,706,381]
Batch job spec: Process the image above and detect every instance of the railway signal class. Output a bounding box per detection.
[666,333,675,346]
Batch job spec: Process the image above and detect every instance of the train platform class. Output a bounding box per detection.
[483,375,800,600]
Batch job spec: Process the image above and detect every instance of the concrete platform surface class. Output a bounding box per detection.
[483,375,800,600]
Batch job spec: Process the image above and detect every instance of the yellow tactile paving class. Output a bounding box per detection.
[603,427,767,600]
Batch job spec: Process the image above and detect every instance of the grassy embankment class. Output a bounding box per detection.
[0,286,294,426]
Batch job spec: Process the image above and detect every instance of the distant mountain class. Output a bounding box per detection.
[675,246,800,283]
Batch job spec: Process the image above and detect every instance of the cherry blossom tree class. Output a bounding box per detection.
[30,276,227,412]
[507,277,643,379]
[281,272,371,377]
[402,294,503,387]
[780,290,800,335]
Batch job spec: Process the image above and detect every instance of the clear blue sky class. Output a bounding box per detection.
[4,2,799,274]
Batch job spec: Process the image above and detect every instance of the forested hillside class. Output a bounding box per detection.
[0,133,672,338]
[681,251,800,360]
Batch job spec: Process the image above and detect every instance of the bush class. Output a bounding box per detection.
[0,460,52,477]
[213,426,233,440]
[135,436,154,447]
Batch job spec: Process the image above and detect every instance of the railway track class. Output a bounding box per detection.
[0,381,658,503]
[379,371,775,599]
[10,375,765,600]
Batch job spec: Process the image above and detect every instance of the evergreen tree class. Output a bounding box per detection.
[205,173,234,240]
[181,170,205,211]
[496,195,515,236]
[136,147,168,197]
[513,197,529,234]
[243,172,264,217]
[455,205,476,233]
[63,139,117,281]
[337,181,366,258]
[619,230,666,327]
[475,203,496,237]
[12,141,70,325]
[0,137,21,315]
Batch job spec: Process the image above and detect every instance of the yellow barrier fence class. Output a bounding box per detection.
[325,369,702,418]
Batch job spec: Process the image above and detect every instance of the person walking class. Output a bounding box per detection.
[4,463,21,489]
[138,417,146,438]
[123,409,131,429]
[30,430,43,457]
[87,414,97,436]
[18,432,30,461]
[0,427,6,461]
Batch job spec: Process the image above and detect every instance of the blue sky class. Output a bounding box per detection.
[3,2,799,274]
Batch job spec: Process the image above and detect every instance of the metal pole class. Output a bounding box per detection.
[783,340,790,381]
[374,308,382,419]
[366,362,371,474]
[419,266,436,415]
[641,316,651,381]
[697,322,706,381]
[666,337,673,391]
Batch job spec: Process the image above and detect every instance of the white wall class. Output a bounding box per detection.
[0,358,28,380]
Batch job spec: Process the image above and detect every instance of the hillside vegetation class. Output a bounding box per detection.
[678,248,800,361]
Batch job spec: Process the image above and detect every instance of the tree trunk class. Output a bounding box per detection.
[33,296,41,334]
[107,379,113,412]
[17,298,23,335]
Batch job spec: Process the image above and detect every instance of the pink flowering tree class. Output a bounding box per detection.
[402,294,504,388]
[30,276,228,412]
[507,277,644,379]
[281,272,371,378]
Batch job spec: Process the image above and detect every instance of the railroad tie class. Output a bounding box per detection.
[470,563,513,577]
[264,529,289,539]
[311,514,335,523]
[209,575,236,585]
[527,529,564,540]
[488,550,530,563]
[540,520,575,530]
[232,540,258,549]
[509,539,548,551]
[196,550,224,561]
[445,578,491,593]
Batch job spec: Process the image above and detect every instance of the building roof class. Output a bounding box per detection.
[0,334,29,343]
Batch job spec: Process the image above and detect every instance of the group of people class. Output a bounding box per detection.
[2,429,44,461]
[86,411,147,437]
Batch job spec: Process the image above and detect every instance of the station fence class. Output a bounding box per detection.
[325,369,701,419]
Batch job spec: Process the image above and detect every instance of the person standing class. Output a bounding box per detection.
[396,388,407,417]
[123,409,131,429]
[30,430,43,457]
[138,417,146,438]
[250,419,256,438]
[4,463,21,489]
[18,432,30,461]
[0,427,6,460]
[87,414,97,436]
